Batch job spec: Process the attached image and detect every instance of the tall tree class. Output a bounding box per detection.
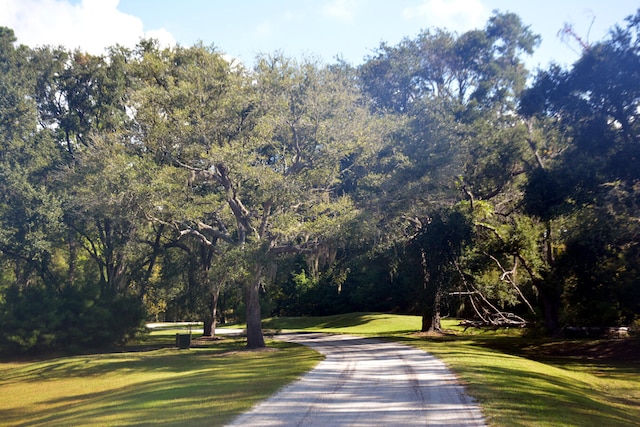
[0,28,66,289]
[358,12,540,331]
[132,45,382,348]
[0,31,151,352]
[519,9,640,328]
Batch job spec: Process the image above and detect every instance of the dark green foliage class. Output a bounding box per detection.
[360,11,538,115]
[522,168,570,219]
[0,8,639,352]
[0,283,60,353]
[0,282,145,354]
[410,207,474,331]
[519,9,640,328]
[0,27,150,355]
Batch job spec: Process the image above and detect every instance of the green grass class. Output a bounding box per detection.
[2,314,638,427]
[261,311,421,334]
[264,313,640,427]
[0,328,322,427]
[406,336,640,426]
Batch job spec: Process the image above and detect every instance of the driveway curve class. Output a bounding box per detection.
[226,333,486,427]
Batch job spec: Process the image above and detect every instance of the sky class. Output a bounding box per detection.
[1,0,639,71]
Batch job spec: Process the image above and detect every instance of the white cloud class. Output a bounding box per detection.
[145,28,176,46]
[403,0,489,33]
[322,0,360,23]
[0,0,175,54]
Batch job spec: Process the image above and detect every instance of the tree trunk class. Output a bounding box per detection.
[420,248,442,332]
[67,231,77,288]
[203,285,221,337]
[245,265,265,349]
[539,284,562,337]
[211,287,219,336]
[422,285,442,332]
[541,222,561,336]
[204,316,213,336]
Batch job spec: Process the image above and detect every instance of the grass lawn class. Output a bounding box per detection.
[264,313,640,427]
[0,329,322,427]
[407,334,640,426]
[261,311,421,335]
[1,314,638,426]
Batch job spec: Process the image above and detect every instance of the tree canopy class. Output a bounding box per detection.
[1,9,639,353]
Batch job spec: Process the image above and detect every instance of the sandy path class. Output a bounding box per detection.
[226,333,486,426]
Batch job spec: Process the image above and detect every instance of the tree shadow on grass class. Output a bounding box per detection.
[399,334,640,427]
[463,362,640,427]
[1,341,319,427]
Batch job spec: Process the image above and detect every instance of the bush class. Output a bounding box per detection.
[0,283,146,355]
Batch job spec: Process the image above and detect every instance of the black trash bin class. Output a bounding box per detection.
[176,333,191,349]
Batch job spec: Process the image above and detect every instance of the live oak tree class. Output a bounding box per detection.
[0,29,64,286]
[520,9,640,329]
[0,31,150,351]
[2,8,638,354]
[131,44,381,348]
[0,29,72,351]
[358,12,540,332]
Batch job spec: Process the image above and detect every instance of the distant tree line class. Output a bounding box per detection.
[0,9,638,353]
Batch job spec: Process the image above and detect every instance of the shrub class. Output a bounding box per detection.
[0,283,146,355]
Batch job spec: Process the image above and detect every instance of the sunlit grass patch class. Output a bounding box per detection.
[262,311,422,334]
[2,313,638,427]
[0,336,321,427]
[405,336,640,426]
[265,312,640,427]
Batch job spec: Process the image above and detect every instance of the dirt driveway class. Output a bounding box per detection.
[226,333,486,426]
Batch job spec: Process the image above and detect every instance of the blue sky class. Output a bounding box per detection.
[1,0,638,70]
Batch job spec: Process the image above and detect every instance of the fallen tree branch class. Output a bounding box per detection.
[452,260,529,329]
[485,253,536,315]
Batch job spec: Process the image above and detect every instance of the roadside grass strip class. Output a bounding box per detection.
[407,337,640,427]
[261,311,421,335]
[0,337,322,427]
[1,314,638,427]
[266,313,640,427]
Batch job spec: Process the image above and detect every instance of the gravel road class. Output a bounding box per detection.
[226,333,486,426]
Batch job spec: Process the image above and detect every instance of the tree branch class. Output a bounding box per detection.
[485,252,536,314]
[196,221,234,244]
